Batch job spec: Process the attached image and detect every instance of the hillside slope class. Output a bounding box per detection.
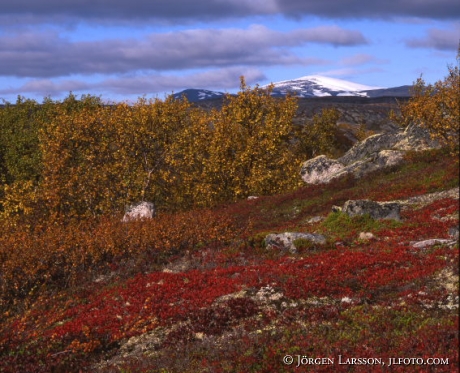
[195,96,407,137]
[0,148,458,373]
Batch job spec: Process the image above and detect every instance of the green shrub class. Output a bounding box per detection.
[248,231,270,248]
[293,237,320,251]
[320,211,402,240]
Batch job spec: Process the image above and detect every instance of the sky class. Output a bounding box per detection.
[0,0,459,103]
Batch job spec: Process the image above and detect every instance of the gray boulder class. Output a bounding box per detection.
[300,155,345,184]
[264,232,326,254]
[393,123,440,151]
[341,149,405,178]
[122,201,156,222]
[338,123,438,165]
[301,124,440,185]
[338,132,401,166]
[342,200,401,221]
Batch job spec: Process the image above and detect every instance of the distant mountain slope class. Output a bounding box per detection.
[172,76,411,102]
[362,85,412,98]
[171,88,226,102]
[266,75,382,98]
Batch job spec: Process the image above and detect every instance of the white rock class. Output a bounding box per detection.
[122,201,155,222]
[411,239,456,249]
[359,232,375,241]
[300,155,345,184]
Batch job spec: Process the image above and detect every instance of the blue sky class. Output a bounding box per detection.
[0,0,458,103]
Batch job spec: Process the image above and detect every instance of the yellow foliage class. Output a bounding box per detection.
[0,180,38,225]
[392,51,459,154]
[1,77,307,222]
[201,77,301,203]
[355,122,375,142]
[297,107,340,158]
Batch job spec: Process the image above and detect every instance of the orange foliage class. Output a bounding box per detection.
[0,208,245,311]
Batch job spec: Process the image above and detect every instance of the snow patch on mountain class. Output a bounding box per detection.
[172,75,407,102]
[266,75,384,98]
[172,89,225,102]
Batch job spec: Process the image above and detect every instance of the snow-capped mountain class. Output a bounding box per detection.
[172,76,410,102]
[172,88,225,102]
[266,75,383,98]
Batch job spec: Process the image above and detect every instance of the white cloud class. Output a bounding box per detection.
[339,54,389,66]
[0,25,363,78]
[0,67,268,98]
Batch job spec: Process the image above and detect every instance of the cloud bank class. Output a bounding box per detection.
[0,68,268,97]
[405,24,460,51]
[0,25,364,78]
[1,0,459,25]
[0,0,457,100]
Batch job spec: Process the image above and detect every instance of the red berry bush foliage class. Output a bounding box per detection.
[0,149,458,372]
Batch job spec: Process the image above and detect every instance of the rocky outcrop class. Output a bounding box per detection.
[264,232,326,253]
[410,239,457,249]
[122,201,156,222]
[301,124,440,184]
[342,200,401,221]
[339,149,405,179]
[300,156,345,184]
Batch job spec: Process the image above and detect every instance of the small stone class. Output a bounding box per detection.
[307,216,324,224]
[359,232,375,241]
[448,226,459,240]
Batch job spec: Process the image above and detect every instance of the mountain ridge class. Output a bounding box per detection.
[173,75,411,102]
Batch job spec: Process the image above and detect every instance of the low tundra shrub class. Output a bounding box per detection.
[320,211,402,240]
[0,208,245,312]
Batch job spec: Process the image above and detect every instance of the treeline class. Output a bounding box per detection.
[0,78,342,225]
[3,57,457,226]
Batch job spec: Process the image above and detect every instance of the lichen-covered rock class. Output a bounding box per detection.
[264,232,326,253]
[122,201,156,222]
[393,123,440,151]
[343,149,405,178]
[300,155,345,184]
[337,132,401,166]
[342,200,401,221]
[411,239,457,249]
[301,124,440,185]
